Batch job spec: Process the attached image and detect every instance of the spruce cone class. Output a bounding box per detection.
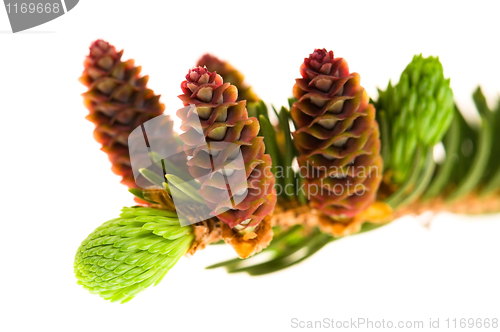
[74,207,194,303]
[376,54,454,184]
[80,39,168,188]
[176,67,276,257]
[196,54,259,103]
[291,49,383,222]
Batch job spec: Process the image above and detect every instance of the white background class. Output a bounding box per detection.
[1,1,500,331]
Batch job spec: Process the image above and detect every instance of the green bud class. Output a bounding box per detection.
[376,54,454,184]
[74,207,194,303]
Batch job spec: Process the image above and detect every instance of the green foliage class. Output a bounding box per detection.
[376,54,454,184]
[419,88,500,201]
[422,109,461,200]
[259,114,282,187]
[249,101,300,201]
[128,188,158,204]
[385,146,434,209]
[206,222,384,275]
[481,97,500,195]
[165,174,204,204]
[278,107,297,198]
[74,207,193,303]
[446,88,493,201]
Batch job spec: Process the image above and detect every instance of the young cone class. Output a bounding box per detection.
[80,39,171,188]
[291,49,383,230]
[176,67,276,258]
[74,207,193,303]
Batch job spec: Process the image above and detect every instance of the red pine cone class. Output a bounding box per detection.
[291,49,383,221]
[177,67,276,230]
[79,39,168,188]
